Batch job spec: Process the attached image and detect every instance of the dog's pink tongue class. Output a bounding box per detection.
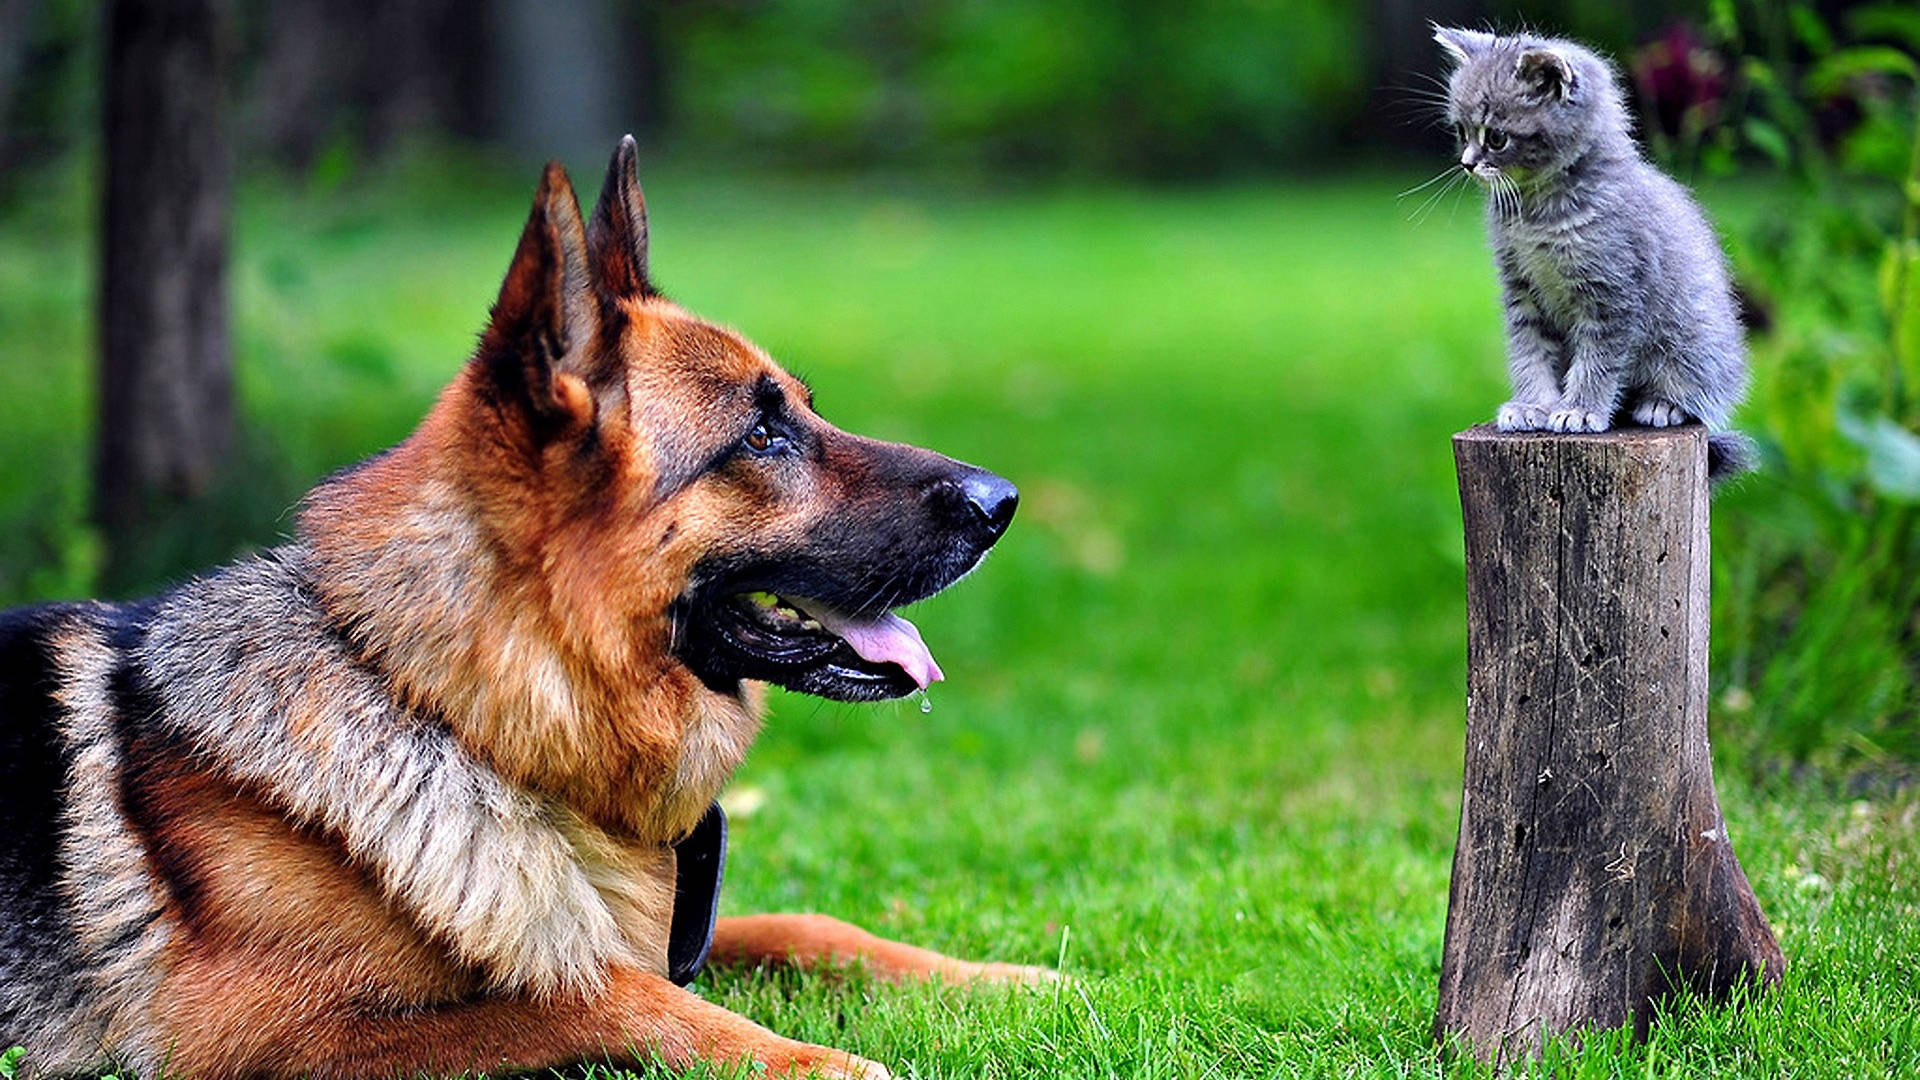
[791,599,944,690]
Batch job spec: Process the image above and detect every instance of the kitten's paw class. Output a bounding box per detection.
[1548,407,1610,433]
[1495,401,1551,431]
[1631,398,1689,427]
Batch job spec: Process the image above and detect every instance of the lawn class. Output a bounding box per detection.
[0,156,1914,1078]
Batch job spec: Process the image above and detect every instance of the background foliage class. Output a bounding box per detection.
[1696,1,1920,771]
[2,1,1917,767]
[0,3,1916,1075]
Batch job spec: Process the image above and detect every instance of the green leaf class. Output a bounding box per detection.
[1880,237,1919,318]
[1708,0,1738,40]
[1790,4,1835,55]
[1886,238,1920,400]
[1805,46,1920,97]
[0,1047,23,1080]
[1703,140,1738,178]
[1743,117,1792,166]
[1849,4,1920,52]
[1741,57,1780,91]
[1837,407,1920,499]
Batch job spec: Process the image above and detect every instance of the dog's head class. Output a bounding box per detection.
[461,138,1014,703]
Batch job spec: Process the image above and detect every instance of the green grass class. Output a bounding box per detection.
[0,155,1914,1077]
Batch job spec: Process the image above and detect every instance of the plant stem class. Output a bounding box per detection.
[1889,101,1920,423]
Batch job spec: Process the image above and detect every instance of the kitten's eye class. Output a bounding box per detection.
[1485,128,1511,151]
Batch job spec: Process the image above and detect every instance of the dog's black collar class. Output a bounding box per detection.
[667,801,727,986]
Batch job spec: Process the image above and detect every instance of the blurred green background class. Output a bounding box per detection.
[2,1,1918,1076]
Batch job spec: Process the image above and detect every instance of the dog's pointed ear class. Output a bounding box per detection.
[480,161,597,434]
[587,135,653,300]
[1517,47,1576,102]
[1433,24,1495,65]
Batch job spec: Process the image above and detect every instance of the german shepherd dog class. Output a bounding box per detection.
[0,138,1041,1080]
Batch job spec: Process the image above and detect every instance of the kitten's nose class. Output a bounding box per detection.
[1461,148,1479,169]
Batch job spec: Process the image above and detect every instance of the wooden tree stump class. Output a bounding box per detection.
[1435,425,1783,1064]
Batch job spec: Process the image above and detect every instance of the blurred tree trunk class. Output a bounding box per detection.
[1359,0,1485,155]
[622,0,672,142]
[243,0,490,169]
[491,0,617,164]
[0,0,35,143]
[96,0,234,591]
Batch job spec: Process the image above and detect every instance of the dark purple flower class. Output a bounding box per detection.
[1633,23,1729,140]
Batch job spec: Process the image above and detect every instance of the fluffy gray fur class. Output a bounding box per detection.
[1434,25,1755,478]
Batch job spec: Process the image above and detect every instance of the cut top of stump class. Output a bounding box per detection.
[1453,424,1708,478]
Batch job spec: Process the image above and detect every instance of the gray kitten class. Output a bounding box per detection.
[1435,25,1755,478]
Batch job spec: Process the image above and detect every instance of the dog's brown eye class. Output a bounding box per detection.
[743,421,786,455]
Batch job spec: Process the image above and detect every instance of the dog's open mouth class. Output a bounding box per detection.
[675,585,942,702]
[740,592,943,689]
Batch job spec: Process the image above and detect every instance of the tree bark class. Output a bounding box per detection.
[1436,425,1783,1065]
[97,0,234,588]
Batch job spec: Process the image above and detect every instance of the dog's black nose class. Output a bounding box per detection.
[926,466,1018,542]
[958,470,1018,539]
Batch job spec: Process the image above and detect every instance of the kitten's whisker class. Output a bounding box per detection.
[1411,169,1470,225]
[1378,82,1451,101]
[1398,168,1462,200]
[1406,171,1459,223]
[1380,98,1451,120]
[1502,174,1525,220]
[1382,73,1455,101]
[1449,172,1477,225]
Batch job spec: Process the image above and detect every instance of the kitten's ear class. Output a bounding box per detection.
[1517,48,1576,102]
[1432,24,1495,65]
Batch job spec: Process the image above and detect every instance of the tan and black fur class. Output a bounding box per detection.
[0,138,1039,1080]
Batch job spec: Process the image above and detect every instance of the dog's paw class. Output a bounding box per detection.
[820,1055,894,1080]
[1630,398,1689,427]
[771,1047,893,1080]
[959,961,1063,987]
[1547,407,1610,433]
[1495,401,1550,431]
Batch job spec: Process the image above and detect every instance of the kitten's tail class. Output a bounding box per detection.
[1707,430,1758,483]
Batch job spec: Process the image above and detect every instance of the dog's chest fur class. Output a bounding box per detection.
[88,549,730,998]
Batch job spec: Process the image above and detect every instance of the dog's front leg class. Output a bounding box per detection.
[168,964,889,1080]
[713,914,1057,984]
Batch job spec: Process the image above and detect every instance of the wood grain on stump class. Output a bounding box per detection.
[1436,425,1782,1065]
